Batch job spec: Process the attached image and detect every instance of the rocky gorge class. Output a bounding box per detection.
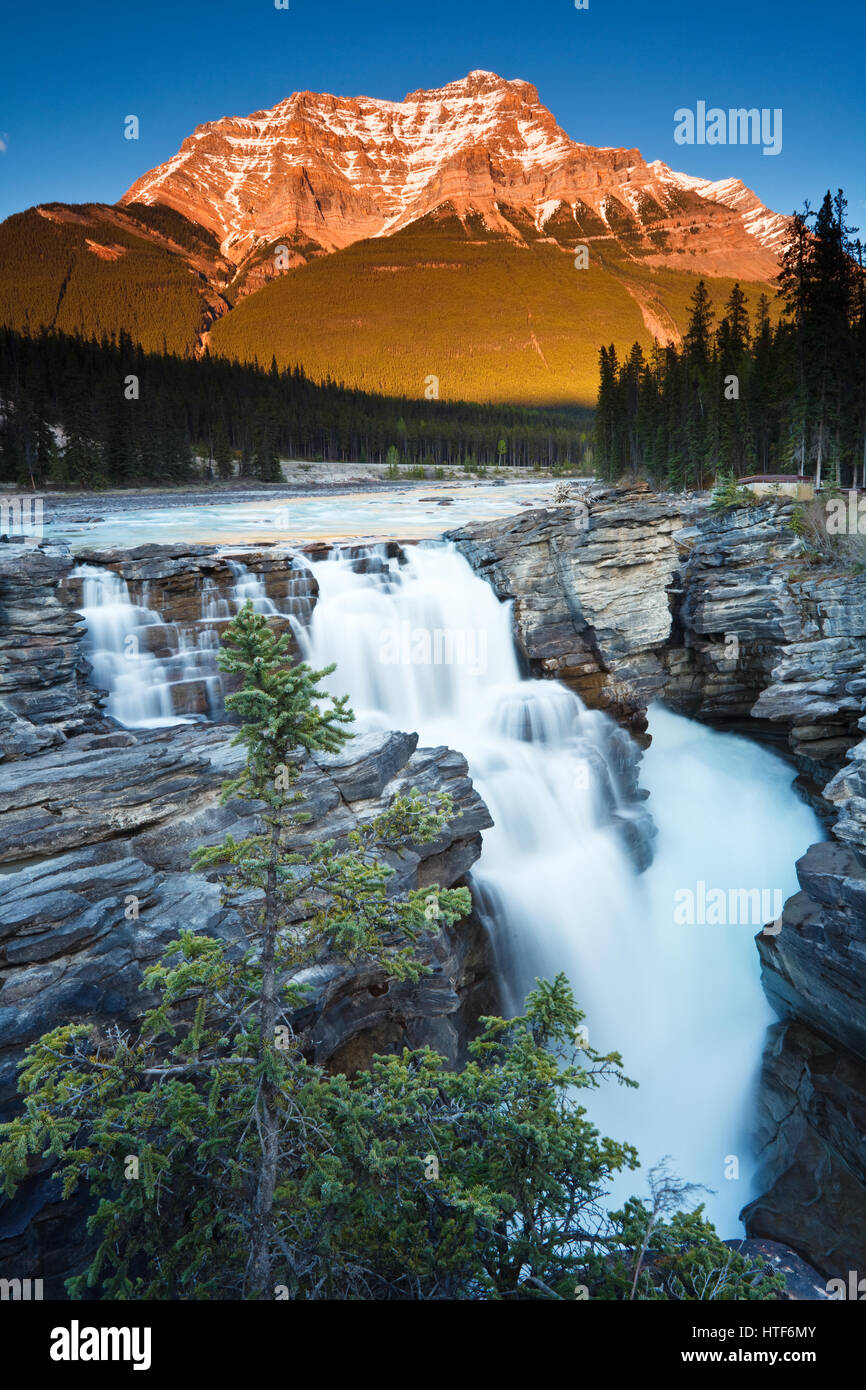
[0,539,499,1292]
[449,487,866,1278]
[1,486,865,1291]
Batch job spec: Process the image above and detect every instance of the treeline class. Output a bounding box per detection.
[595,190,866,488]
[0,328,593,488]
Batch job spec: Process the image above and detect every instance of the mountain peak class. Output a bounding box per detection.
[120,72,788,275]
[404,70,539,103]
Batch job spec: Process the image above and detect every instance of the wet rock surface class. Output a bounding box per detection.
[0,544,103,760]
[452,489,866,1276]
[742,1020,866,1280]
[0,544,496,1288]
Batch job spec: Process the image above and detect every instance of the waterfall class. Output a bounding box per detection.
[73,558,288,729]
[299,541,821,1233]
[72,540,822,1230]
[73,566,193,728]
[225,560,278,614]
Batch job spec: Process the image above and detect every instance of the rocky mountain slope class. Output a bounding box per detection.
[0,72,787,401]
[122,71,787,280]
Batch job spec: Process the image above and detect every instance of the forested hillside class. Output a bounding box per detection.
[209,208,776,406]
[595,192,866,488]
[0,197,777,409]
[0,203,229,355]
[0,327,592,488]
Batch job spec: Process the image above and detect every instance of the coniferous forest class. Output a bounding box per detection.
[6,192,861,496]
[594,191,866,488]
[0,327,593,489]
[4,0,866,1343]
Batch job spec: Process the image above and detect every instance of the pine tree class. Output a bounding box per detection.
[252,424,281,482]
[723,282,751,355]
[195,604,353,1295]
[595,345,620,479]
[0,609,786,1301]
[684,280,715,371]
[213,419,234,479]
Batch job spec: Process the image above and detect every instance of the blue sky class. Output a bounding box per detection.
[1,0,863,225]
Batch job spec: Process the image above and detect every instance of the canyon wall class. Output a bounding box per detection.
[0,541,498,1292]
[452,489,866,1277]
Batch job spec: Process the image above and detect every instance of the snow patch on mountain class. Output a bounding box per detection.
[647,159,790,253]
[121,71,788,275]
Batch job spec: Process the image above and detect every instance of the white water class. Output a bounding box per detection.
[75,539,822,1232]
[49,479,569,551]
[73,560,282,728]
[583,706,820,1223]
[73,566,192,727]
[298,542,821,1233]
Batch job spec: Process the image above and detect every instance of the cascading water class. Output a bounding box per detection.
[74,559,288,729]
[225,560,279,615]
[73,539,822,1229]
[73,566,192,728]
[299,541,822,1232]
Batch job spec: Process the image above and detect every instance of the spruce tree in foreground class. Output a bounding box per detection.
[0,606,784,1300]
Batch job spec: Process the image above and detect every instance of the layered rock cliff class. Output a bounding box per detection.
[0,542,497,1292]
[452,487,866,1276]
[449,490,689,737]
[450,488,866,782]
[0,545,104,761]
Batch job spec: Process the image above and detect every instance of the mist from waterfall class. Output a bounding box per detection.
[299,542,822,1234]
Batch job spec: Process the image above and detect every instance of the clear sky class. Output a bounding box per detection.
[1,0,863,226]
